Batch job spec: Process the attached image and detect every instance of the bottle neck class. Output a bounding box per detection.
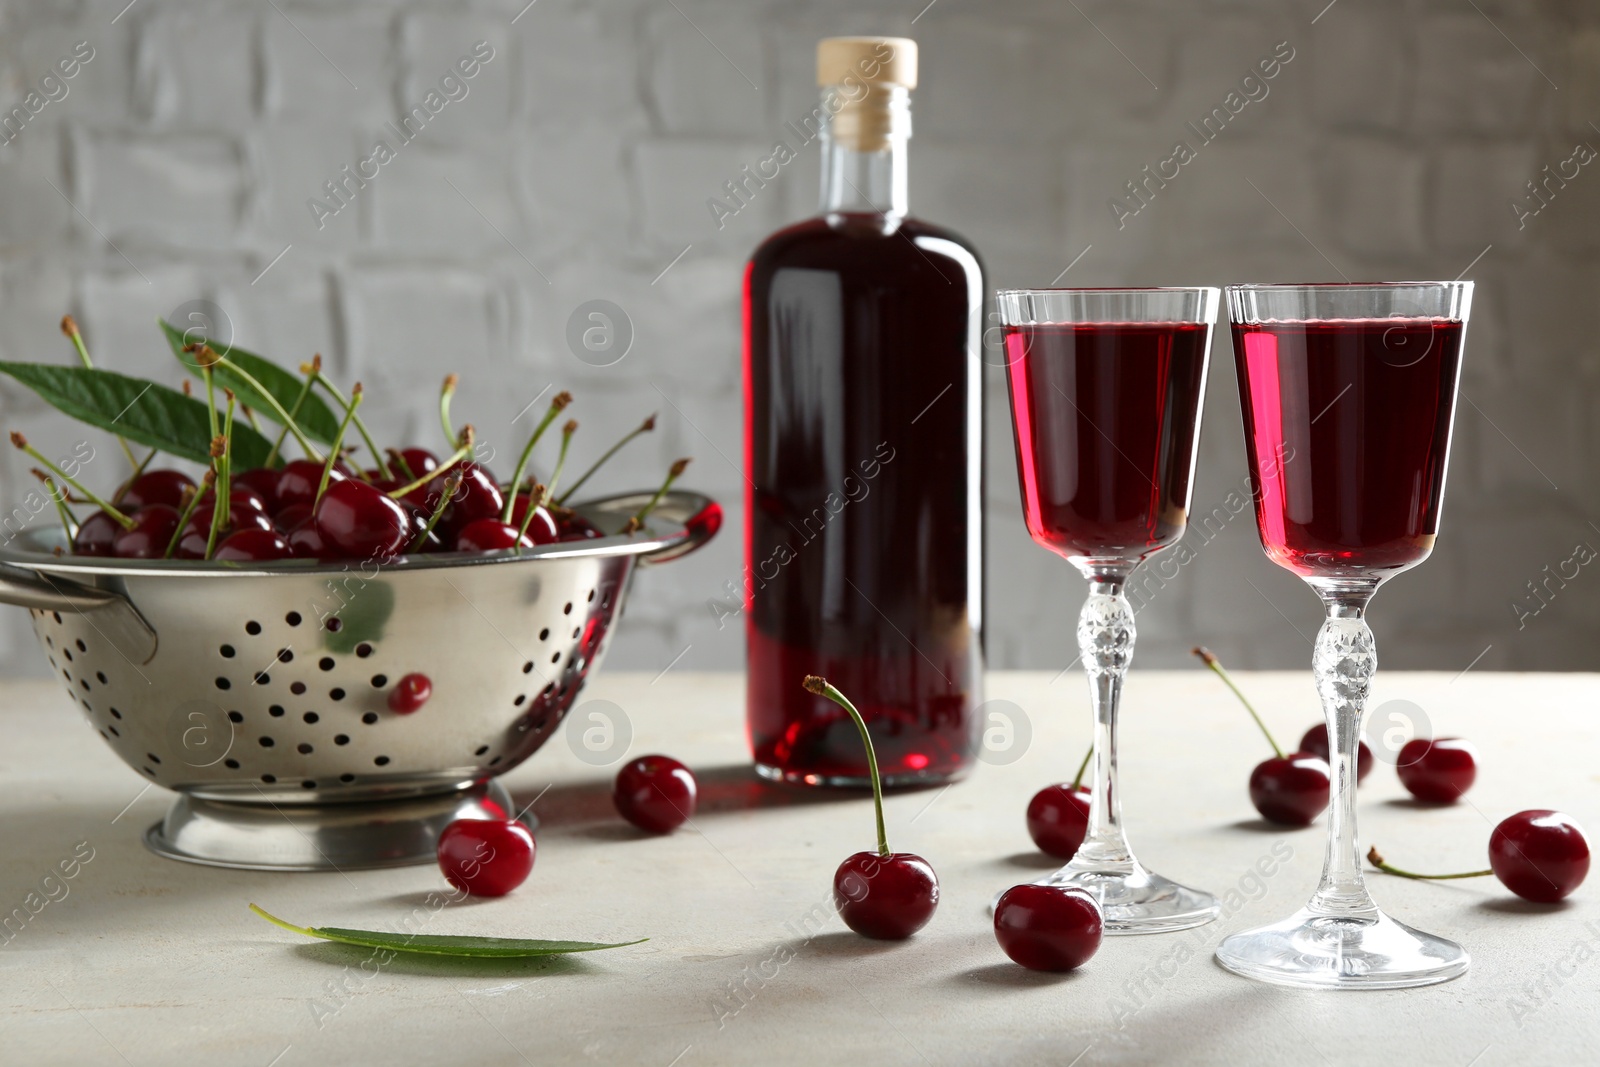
[818,86,909,218]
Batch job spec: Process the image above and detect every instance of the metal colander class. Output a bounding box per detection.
[0,490,719,870]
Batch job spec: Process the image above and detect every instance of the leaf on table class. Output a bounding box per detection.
[0,361,274,469]
[249,904,647,958]
[159,319,342,445]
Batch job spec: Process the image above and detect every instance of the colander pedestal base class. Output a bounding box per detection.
[144,780,531,871]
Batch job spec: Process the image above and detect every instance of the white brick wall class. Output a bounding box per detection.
[0,0,1594,681]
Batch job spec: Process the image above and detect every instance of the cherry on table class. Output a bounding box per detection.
[833,851,940,940]
[1249,754,1331,827]
[437,818,535,898]
[993,884,1103,972]
[1297,724,1374,783]
[1027,782,1091,860]
[1370,810,1589,903]
[112,505,181,559]
[803,674,940,941]
[1490,810,1590,903]
[388,672,432,714]
[1396,737,1478,804]
[614,755,697,834]
[1195,647,1331,826]
[313,478,411,560]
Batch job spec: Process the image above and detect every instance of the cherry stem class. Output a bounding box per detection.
[10,433,133,529]
[410,470,461,553]
[624,458,689,533]
[388,430,472,500]
[502,392,572,523]
[314,385,363,508]
[36,473,77,541]
[439,374,458,447]
[803,675,889,857]
[555,414,655,507]
[205,396,236,560]
[514,482,548,545]
[1366,846,1492,881]
[196,347,322,462]
[541,421,577,506]
[112,449,159,506]
[165,472,213,559]
[1070,745,1092,791]
[311,371,387,479]
[385,448,416,483]
[62,315,139,472]
[267,358,319,469]
[1193,645,1283,760]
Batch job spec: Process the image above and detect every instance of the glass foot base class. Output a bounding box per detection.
[995,862,1219,935]
[1216,907,1470,989]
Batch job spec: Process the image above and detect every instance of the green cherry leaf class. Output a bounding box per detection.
[0,361,273,468]
[159,319,342,445]
[249,904,647,959]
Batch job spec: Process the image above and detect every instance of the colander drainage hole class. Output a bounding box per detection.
[259,737,275,748]
[563,602,572,615]
[224,758,240,769]
[228,711,243,723]
[261,774,276,783]
[339,774,355,783]
[513,694,526,706]
[96,671,107,685]
[522,662,533,674]
[330,688,345,701]
[334,734,349,745]
[254,672,271,686]
[220,644,235,658]
[290,682,306,695]
[269,705,285,717]
[319,657,335,672]
[474,745,489,756]
[539,628,549,641]
[146,752,160,764]
[286,612,302,626]
[303,712,319,724]
[110,708,122,719]
[297,743,313,755]
[300,780,314,789]
[370,674,387,688]
[277,649,294,663]
[75,639,86,652]
[356,643,373,658]
[246,621,261,635]
[374,755,390,766]
[215,677,231,691]
[361,713,378,725]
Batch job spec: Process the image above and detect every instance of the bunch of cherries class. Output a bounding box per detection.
[28,321,682,565]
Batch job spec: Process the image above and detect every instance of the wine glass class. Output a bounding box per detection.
[996,287,1220,933]
[1215,281,1472,988]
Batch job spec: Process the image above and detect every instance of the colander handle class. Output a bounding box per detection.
[0,563,159,664]
[639,490,722,566]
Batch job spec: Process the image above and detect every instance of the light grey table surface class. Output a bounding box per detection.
[1,670,1595,1066]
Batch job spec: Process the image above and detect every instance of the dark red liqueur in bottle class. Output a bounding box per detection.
[1233,318,1464,580]
[742,37,984,785]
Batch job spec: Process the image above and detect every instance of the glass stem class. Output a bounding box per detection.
[1072,567,1136,872]
[1306,581,1380,919]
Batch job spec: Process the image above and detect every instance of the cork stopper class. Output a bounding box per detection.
[816,37,916,152]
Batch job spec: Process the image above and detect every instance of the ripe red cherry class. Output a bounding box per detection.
[396,448,438,479]
[436,818,535,898]
[200,484,268,515]
[613,755,697,833]
[1397,737,1478,803]
[804,674,940,941]
[1249,754,1331,827]
[508,495,560,544]
[276,458,343,510]
[1490,810,1590,903]
[285,520,326,559]
[1297,724,1374,783]
[1027,784,1091,860]
[232,467,282,511]
[73,510,121,556]
[214,528,293,562]
[454,518,534,553]
[993,884,1103,971]
[388,672,432,714]
[184,501,274,538]
[118,469,194,510]
[834,851,940,940]
[558,515,604,541]
[313,478,410,560]
[273,503,312,532]
[112,505,181,559]
[419,462,502,539]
